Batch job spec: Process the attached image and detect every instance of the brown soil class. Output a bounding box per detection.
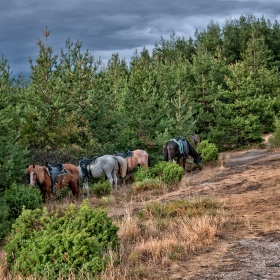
[108,140,280,279]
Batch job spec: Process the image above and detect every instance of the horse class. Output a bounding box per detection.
[163,137,202,169]
[79,155,127,194]
[26,164,80,203]
[114,149,151,176]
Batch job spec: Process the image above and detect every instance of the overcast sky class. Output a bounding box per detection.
[1,0,280,78]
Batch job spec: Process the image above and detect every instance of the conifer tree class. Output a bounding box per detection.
[0,54,29,192]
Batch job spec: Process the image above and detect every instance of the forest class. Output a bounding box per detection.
[1,14,280,193]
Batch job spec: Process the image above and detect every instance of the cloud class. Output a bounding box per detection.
[1,0,279,77]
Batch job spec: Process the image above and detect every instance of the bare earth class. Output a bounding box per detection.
[109,144,280,279]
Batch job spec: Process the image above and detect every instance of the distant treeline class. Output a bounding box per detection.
[1,14,280,190]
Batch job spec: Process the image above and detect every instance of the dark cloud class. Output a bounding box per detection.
[1,0,279,78]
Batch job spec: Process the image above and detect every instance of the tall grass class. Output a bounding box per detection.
[1,197,225,280]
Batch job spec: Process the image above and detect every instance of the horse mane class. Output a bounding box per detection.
[35,165,46,184]
[187,140,200,157]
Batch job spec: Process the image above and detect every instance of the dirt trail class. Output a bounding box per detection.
[109,147,280,279]
[167,148,280,280]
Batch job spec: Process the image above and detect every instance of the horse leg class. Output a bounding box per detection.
[46,187,53,203]
[69,183,79,203]
[112,169,118,190]
[183,157,186,169]
[82,179,90,197]
[41,190,46,203]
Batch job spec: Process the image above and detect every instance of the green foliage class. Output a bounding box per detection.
[5,199,119,279]
[269,117,280,148]
[196,140,219,163]
[134,162,184,184]
[132,178,163,193]
[151,161,184,183]
[3,15,280,156]
[91,180,112,198]
[0,54,30,192]
[143,197,222,219]
[3,184,42,220]
[0,184,42,241]
[0,197,13,241]
[134,166,155,182]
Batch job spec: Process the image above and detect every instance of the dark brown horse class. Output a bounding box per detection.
[26,164,80,203]
[163,137,202,169]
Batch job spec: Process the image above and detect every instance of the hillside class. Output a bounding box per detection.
[1,141,280,279]
[107,145,280,279]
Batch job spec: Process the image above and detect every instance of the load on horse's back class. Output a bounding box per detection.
[163,136,202,169]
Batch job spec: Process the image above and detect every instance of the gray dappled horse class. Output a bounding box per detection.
[79,155,127,196]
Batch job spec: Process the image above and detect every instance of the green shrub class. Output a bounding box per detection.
[134,162,184,184]
[132,178,163,193]
[196,140,219,163]
[5,199,119,279]
[3,184,42,220]
[134,166,155,182]
[53,186,70,201]
[269,117,280,148]
[151,161,184,183]
[0,198,13,241]
[92,180,112,198]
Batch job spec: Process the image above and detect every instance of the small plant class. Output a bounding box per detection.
[5,199,119,279]
[97,195,115,207]
[134,166,154,182]
[132,178,163,193]
[92,180,112,198]
[3,184,42,220]
[144,198,222,219]
[0,198,13,241]
[196,140,219,163]
[134,161,184,184]
[151,161,184,183]
[269,117,280,148]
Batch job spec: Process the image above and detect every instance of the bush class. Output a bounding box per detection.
[132,178,163,193]
[92,180,112,198]
[134,166,155,182]
[3,184,42,220]
[0,198,13,241]
[269,117,280,148]
[5,199,119,279]
[133,162,184,184]
[196,140,219,163]
[161,163,184,183]
[152,161,184,183]
[0,184,42,243]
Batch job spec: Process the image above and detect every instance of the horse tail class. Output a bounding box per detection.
[114,156,127,178]
[148,154,151,167]
[163,144,168,161]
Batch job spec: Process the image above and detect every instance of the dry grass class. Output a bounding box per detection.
[0,162,238,280]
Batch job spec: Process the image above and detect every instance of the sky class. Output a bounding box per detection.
[1,0,280,78]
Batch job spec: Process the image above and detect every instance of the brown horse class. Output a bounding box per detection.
[114,149,151,176]
[26,164,80,203]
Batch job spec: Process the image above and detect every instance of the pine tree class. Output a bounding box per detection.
[0,54,29,192]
